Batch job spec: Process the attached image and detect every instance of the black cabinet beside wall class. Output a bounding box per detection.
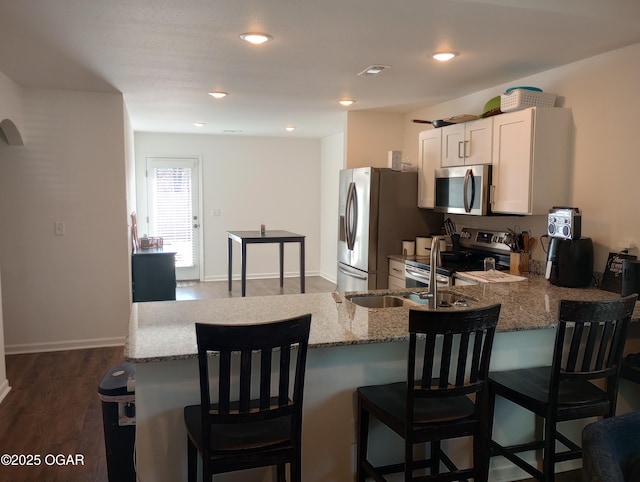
[131,250,177,302]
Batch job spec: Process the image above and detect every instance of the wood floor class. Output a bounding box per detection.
[0,276,334,482]
[0,347,124,482]
[176,275,336,300]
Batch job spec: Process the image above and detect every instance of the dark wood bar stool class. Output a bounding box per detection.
[183,314,311,482]
[356,304,501,482]
[487,294,638,482]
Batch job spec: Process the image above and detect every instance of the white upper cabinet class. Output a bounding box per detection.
[441,117,493,167]
[490,107,571,215]
[417,128,442,209]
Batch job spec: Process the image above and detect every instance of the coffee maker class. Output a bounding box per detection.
[545,207,594,288]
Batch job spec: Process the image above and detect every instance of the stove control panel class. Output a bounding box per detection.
[459,227,512,255]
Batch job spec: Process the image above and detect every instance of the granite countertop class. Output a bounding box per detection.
[125,275,640,363]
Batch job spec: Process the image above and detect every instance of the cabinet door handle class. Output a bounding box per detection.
[458,141,464,159]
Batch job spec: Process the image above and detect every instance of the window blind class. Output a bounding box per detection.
[152,167,194,268]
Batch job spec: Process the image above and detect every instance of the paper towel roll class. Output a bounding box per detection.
[416,237,431,256]
[402,240,415,256]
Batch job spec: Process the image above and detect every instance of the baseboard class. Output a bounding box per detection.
[5,336,126,355]
[0,379,11,405]
[204,270,322,283]
[319,271,336,285]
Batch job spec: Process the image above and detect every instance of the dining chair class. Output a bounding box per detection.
[487,294,638,482]
[356,303,502,482]
[183,313,312,482]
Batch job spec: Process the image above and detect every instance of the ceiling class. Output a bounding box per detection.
[1,0,639,138]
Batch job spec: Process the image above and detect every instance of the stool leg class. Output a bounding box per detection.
[356,398,369,482]
[543,416,556,482]
[187,437,197,482]
[431,441,441,475]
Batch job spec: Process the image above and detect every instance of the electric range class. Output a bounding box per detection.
[404,227,513,287]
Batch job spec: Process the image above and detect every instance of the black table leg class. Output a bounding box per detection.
[300,238,305,293]
[228,236,232,292]
[279,242,285,288]
[241,241,247,297]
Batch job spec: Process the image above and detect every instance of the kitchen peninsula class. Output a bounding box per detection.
[126,277,640,482]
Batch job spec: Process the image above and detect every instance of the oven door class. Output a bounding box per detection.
[405,265,450,289]
[434,164,491,215]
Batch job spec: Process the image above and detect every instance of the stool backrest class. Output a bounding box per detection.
[551,294,637,408]
[195,314,311,427]
[407,304,501,413]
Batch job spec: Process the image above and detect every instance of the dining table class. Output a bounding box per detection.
[227,230,306,296]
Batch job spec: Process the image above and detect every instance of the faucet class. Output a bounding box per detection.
[428,236,441,308]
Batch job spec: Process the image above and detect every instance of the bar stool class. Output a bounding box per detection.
[356,303,501,481]
[487,294,638,482]
[183,314,311,482]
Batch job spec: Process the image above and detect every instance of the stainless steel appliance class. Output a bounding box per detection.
[337,167,441,292]
[404,227,513,287]
[434,165,491,216]
[405,262,450,289]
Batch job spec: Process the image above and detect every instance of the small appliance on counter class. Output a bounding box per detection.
[545,206,593,288]
[622,260,640,297]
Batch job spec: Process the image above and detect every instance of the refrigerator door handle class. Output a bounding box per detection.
[345,182,357,250]
[338,265,367,280]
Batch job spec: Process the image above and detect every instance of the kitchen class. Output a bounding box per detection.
[1,1,640,481]
[134,58,640,479]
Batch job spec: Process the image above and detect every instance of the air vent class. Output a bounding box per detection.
[357,65,391,77]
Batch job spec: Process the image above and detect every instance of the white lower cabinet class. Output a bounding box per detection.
[491,107,571,215]
[388,259,406,289]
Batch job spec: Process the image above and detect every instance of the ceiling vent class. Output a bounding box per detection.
[357,65,391,77]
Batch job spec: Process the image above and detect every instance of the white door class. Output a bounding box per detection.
[146,157,202,280]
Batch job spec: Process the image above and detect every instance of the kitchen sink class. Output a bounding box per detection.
[346,291,477,309]
[347,295,405,308]
[403,291,475,308]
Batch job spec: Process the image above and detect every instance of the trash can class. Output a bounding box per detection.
[98,362,136,482]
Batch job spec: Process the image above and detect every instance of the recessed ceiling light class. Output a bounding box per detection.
[240,32,273,45]
[194,122,206,127]
[430,51,459,62]
[339,99,355,106]
[285,126,296,132]
[357,65,391,77]
[208,91,227,99]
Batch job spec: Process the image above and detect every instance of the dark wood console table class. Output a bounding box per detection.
[132,248,177,302]
[227,230,306,297]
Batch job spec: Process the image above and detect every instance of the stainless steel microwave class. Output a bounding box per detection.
[434,164,491,215]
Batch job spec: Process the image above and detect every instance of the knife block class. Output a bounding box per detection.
[510,252,529,275]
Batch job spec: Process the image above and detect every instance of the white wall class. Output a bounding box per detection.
[0,70,24,145]
[403,41,640,271]
[0,272,9,403]
[0,88,132,354]
[345,110,405,168]
[319,132,344,282]
[134,133,322,281]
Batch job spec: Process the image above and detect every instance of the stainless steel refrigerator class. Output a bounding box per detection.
[337,167,442,292]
